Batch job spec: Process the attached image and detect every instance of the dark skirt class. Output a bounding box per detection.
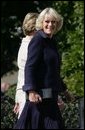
[14,99,65,129]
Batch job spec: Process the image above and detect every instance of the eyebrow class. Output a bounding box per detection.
[44,20,56,22]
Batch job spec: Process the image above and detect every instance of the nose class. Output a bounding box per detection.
[49,22,52,26]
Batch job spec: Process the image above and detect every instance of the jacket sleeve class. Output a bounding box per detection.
[23,35,43,92]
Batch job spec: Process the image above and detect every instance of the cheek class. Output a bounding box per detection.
[42,24,47,32]
[43,22,47,28]
[43,21,48,27]
[53,24,57,32]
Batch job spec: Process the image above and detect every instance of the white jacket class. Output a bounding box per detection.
[15,35,33,117]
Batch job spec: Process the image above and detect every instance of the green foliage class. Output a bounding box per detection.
[6,84,17,99]
[62,101,79,129]
[1,85,17,129]
[1,86,81,129]
[53,1,84,96]
[1,16,22,76]
[1,1,84,128]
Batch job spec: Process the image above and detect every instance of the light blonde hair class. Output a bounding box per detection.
[22,13,38,36]
[36,8,63,34]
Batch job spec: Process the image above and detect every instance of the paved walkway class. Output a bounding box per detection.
[1,70,18,86]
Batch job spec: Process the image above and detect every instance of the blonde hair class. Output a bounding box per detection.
[36,8,63,34]
[22,13,38,36]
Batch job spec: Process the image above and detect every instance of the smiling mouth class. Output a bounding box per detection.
[46,28,53,30]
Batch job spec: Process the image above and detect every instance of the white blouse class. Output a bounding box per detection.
[15,35,33,117]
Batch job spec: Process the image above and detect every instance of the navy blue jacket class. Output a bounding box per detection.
[23,30,67,96]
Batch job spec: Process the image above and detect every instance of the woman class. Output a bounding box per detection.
[14,7,74,129]
[13,12,38,118]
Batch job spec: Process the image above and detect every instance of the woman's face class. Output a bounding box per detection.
[42,14,56,37]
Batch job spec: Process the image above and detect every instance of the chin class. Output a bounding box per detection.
[46,32,51,34]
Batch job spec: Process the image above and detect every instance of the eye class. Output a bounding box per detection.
[51,21,56,24]
[45,20,50,23]
[45,20,56,24]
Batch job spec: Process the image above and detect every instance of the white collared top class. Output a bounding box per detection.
[15,35,33,104]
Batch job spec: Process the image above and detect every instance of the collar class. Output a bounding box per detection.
[38,30,52,39]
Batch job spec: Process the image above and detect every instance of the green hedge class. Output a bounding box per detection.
[1,86,80,129]
[1,85,17,129]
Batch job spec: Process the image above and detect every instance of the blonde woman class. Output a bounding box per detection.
[14,8,74,129]
[13,13,38,118]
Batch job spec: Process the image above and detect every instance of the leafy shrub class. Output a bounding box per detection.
[1,85,81,129]
[1,85,17,129]
[62,101,79,129]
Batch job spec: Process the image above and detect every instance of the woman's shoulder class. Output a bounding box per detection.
[34,30,44,39]
[21,36,33,44]
[30,30,44,44]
